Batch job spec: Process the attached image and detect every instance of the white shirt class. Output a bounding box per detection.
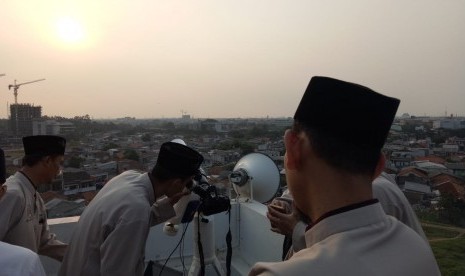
[373,172,428,241]
[288,173,428,254]
[250,202,440,276]
[0,172,67,261]
[0,241,46,276]
[59,170,176,276]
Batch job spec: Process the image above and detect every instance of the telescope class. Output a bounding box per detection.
[163,168,230,235]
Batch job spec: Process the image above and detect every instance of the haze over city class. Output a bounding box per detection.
[1,1,464,119]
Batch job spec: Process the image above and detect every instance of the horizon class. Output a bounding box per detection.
[1,113,463,121]
[1,1,464,119]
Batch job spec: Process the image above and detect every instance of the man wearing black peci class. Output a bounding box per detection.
[250,76,440,276]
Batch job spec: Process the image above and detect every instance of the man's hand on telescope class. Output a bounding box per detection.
[168,190,191,206]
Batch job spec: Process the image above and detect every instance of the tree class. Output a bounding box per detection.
[438,194,465,227]
[123,149,140,161]
[68,156,84,168]
[102,143,119,151]
[141,133,151,142]
[162,122,175,130]
[229,130,245,139]
[240,143,255,155]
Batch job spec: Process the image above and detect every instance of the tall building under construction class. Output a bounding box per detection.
[9,103,42,136]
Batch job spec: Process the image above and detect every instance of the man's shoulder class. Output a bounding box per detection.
[251,251,332,275]
[373,175,403,198]
[1,184,25,205]
[0,242,45,275]
[4,173,22,186]
[0,241,35,257]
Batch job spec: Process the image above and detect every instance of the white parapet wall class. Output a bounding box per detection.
[43,201,283,276]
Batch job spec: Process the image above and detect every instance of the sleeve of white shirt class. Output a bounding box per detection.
[27,251,47,276]
[37,198,68,262]
[150,197,176,226]
[0,189,24,240]
[0,242,46,276]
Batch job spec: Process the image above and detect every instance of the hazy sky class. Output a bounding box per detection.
[1,1,464,119]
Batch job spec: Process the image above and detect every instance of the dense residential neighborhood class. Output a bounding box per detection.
[0,114,464,225]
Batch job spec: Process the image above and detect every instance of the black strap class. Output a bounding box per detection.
[197,215,205,276]
[144,260,154,276]
[226,211,232,276]
[282,235,293,261]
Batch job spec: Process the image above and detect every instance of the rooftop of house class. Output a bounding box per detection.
[403,181,432,194]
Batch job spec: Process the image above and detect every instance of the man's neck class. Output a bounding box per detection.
[305,169,373,223]
[20,167,41,188]
[148,172,164,199]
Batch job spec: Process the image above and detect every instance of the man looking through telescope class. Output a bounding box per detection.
[59,141,203,276]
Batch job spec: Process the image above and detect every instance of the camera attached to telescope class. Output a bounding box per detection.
[163,168,231,235]
[188,169,230,218]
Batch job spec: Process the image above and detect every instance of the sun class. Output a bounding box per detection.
[55,16,85,44]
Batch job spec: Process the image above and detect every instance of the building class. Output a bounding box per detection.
[433,118,465,129]
[402,181,433,204]
[62,168,97,195]
[397,166,429,185]
[32,119,76,135]
[413,161,450,175]
[430,172,465,200]
[9,103,42,136]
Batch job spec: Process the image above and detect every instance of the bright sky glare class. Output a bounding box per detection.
[1,1,464,119]
[55,17,85,45]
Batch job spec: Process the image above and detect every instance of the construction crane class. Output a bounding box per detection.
[8,78,45,104]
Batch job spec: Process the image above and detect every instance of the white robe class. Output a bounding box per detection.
[373,172,427,241]
[250,202,440,276]
[0,241,46,276]
[58,170,176,276]
[287,173,428,254]
[0,172,67,261]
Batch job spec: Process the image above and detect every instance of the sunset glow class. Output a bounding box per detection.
[55,17,85,45]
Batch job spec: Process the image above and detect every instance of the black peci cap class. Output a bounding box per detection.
[294,76,400,151]
[155,142,204,177]
[22,135,66,156]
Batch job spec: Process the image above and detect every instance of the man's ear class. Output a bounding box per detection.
[373,153,386,180]
[171,178,184,187]
[284,130,303,170]
[42,156,52,167]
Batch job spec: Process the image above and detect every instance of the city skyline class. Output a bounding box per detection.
[1,1,464,119]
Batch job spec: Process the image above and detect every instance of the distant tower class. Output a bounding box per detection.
[9,103,42,136]
[181,109,191,120]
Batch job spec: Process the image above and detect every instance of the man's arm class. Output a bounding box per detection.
[37,196,67,262]
[0,189,24,240]
[38,222,67,262]
[150,197,176,226]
